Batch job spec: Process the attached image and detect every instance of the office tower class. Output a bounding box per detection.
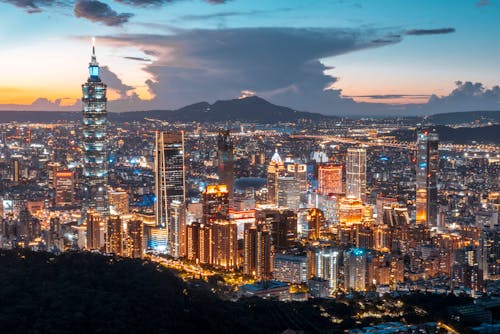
[311,248,339,293]
[169,200,186,258]
[286,162,308,193]
[344,248,367,291]
[12,158,20,183]
[273,254,308,284]
[211,219,238,269]
[346,148,366,201]
[307,208,325,241]
[243,223,272,280]
[267,149,285,205]
[186,221,201,261]
[106,215,124,255]
[318,165,343,195]
[82,42,108,219]
[277,175,300,208]
[217,129,234,201]
[257,209,297,249]
[126,219,143,258]
[202,184,229,224]
[109,188,129,215]
[54,170,74,207]
[375,196,397,225]
[416,128,439,226]
[86,210,102,250]
[155,131,186,256]
[339,197,364,225]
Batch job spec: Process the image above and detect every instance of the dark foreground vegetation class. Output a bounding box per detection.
[0,250,473,334]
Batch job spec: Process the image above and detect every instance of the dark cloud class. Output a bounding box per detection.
[123,56,152,61]
[424,81,500,112]
[405,28,456,35]
[181,10,268,21]
[100,66,134,97]
[476,0,490,7]
[74,0,133,26]
[1,0,61,13]
[349,94,431,99]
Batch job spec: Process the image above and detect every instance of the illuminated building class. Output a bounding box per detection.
[86,210,102,250]
[106,215,124,255]
[169,200,186,258]
[155,131,186,257]
[217,129,234,202]
[12,158,20,183]
[277,176,300,208]
[310,247,339,293]
[126,219,143,258]
[243,223,272,280]
[54,170,74,207]
[257,209,297,249]
[286,162,308,193]
[211,219,238,269]
[82,41,108,219]
[346,148,366,201]
[375,196,397,225]
[344,248,367,291]
[267,149,285,205]
[273,254,308,284]
[416,128,439,226]
[108,189,129,215]
[307,208,325,241]
[186,221,212,264]
[338,197,364,225]
[202,184,229,224]
[318,165,343,195]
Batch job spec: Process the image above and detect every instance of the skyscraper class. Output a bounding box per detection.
[82,41,108,219]
[243,223,272,280]
[267,149,285,205]
[318,165,343,195]
[202,184,229,225]
[86,210,102,250]
[155,131,186,257]
[416,128,439,226]
[54,170,74,207]
[344,248,367,291]
[217,129,234,201]
[346,148,366,201]
[211,219,239,269]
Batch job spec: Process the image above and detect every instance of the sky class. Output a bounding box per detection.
[0,0,499,116]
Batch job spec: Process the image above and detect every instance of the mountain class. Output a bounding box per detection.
[426,110,500,125]
[389,125,500,144]
[0,96,335,123]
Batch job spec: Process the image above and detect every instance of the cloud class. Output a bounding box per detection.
[1,0,62,13]
[405,28,456,35]
[348,94,431,100]
[100,66,134,98]
[123,56,152,61]
[476,0,490,7]
[99,27,400,115]
[74,0,133,26]
[114,0,228,7]
[424,81,500,112]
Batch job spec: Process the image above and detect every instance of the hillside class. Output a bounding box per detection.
[426,110,500,125]
[0,96,334,124]
[389,125,500,144]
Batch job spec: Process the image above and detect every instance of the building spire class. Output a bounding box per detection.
[91,37,97,64]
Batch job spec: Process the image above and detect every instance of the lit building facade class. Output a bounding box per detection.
[416,128,439,226]
[211,219,238,269]
[244,223,273,280]
[155,131,186,257]
[54,170,74,207]
[217,129,234,201]
[318,165,343,195]
[346,148,366,201]
[344,248,367,291]
[82,43,108,219]
[202,184,229,224]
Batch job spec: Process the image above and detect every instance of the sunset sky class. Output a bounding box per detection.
[0,0,499,115]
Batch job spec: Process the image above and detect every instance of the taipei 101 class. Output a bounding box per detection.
[0,1,498,333]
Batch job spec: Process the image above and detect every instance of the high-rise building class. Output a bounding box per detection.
[202,184,229,224]
[155,131,186,256]
[82,42,108,219]
[267,150,285,205]
[54,170,74,207]
[244,223,272,280]
[126,219,143,258]
[277,176,300,208]
[346,148,366,201]
[12,158,20,183]
[318,165,343,195]
[106,215,124,255]
[86,210,102,250]
[344,248,367,291]
[310,247,339,293]
[211,219,238,269]
[217,129,234,202]
[273,254,308,284]
[416,128,439,226]
[109,188,129,215]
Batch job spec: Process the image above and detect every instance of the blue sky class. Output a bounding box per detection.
[0,0,499,115]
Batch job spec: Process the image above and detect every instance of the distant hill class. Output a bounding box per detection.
[389,125,500,144]
[426,110,500,125]
[0,96,334,124]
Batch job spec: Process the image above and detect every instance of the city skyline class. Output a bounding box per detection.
[0,0,499,116]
